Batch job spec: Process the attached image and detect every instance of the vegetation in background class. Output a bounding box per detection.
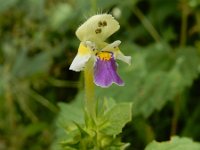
[0,0,200,150]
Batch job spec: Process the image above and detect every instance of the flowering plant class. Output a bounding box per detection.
[70,14,131,87]
[56,14,132,150]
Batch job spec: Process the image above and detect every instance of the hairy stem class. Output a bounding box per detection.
[84,60,96,118]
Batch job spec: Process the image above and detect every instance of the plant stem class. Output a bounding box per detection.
[171,94,181,135]
[145,123,155,143]
[4,64,18,150]
[84,60,96,118]
[132,6,161,43]
[180,0,189,47]
[171,0,189,136]
[4,65,16,129]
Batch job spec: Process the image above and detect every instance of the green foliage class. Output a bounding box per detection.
[101,102,132,135]
[145,136,200,150]
[0,0,18,13]
[52,99,132,150]
[0,0,200,149]
[0,0,62,149]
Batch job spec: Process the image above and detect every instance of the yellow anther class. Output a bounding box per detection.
[97,51,112,61]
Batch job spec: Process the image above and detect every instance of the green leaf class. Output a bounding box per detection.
[51,101,84,150]
[53,98,131,150]
[101,103,132,135]
[57,102,84,132]
[145,136,200,150]
[22,122,47,138]
[96,98,116,117]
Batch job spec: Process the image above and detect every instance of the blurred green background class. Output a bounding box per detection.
[0,0,200,150]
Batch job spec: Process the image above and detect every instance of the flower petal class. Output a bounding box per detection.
[69,54,91,71]
[115,50,131,65]
[69,42,91,71]
[94,56,124,87]
[101,40,131,65]
[101,40,121,51]
[76,14,120,42]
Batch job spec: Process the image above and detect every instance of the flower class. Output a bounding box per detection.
[69,14,131,87]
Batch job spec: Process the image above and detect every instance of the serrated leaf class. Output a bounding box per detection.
[96,98,116,117]
[57,102,84,132]
[145,136,200,150]
[101,103,132,135]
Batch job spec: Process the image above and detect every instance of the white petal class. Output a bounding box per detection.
[115,51,131,65]
[101,40,121,51]
[76,14,120,42]
[100,40,131,65]
[69,54,91,71]
[69,42,92,71]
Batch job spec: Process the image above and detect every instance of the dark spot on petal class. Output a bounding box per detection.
[95,28,101,34]
[98,21,103,27]
[102,21,107,26]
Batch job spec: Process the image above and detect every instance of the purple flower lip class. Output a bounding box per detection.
[94,51,124,88]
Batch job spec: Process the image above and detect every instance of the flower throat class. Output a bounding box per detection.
[96,51,112,61]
